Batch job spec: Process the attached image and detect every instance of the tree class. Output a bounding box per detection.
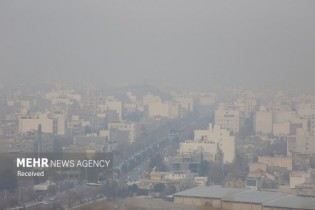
[128,184,139,195]
[148,154,167,172]
[0,156,17,191]
[200,160,210,176]
[153,183,165,193]
[207,161,224,184]
[163,185,176,195]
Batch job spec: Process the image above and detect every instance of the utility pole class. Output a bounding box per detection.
[18,187,21,205]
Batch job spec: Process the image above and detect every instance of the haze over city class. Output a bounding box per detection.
[1,1,315,210]
[0,0,314,91]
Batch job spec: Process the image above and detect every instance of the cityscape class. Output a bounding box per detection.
[0,0,315,209]
[0,84,315,209]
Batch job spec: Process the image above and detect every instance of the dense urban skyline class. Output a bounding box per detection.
[1,1,315,209]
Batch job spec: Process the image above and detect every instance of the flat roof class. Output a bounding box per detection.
[222,190,284,204]
[263,195,315,210]
[173,186,315,209]
[173,185,245,199]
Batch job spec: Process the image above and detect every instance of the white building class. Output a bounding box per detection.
[287,133,315,156]
[143,94,161,106]
[18,113,54,134]
[105,96,123,120]
[108,121,138,143]
[215,109,243,134]
[199,92,216,106]
[148,101,180,119]
[46,90,81,105]
[193,124,235,164]
[179,140,218,162]
[290,171,311,189]
[272,122,290,136]
[173,93,194,112]
[254,110,273,134]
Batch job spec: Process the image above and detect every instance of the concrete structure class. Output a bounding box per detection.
[215,109,243,133]
[194,177,208,187]
[263,195,315,210]
[255,111,273,134]
[173,93,194,112]
[168,153,202,175]
[46,90,81,105]
[18,113,54,134]
[148,101,180,119]
[1,133,56,153]
[249,163,267,172]
[273,122,290,137]
[105,96,123,121]
[173,185,315,210]
[287,134,315,156]
[199,93,216,106]
[173,186,245,208]
[179,140,218,162]
[34,181,56,191]
[194,124,235,163]
[74,135,107,151]
[142,94,161,106]
[222,190,283,210]
[258,156,292,171]
[108,121,138,143]
[290,171,311,189]
[138,171,184,191]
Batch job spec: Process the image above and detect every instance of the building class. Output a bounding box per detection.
[273,122,290,137]
[172,185,315,210]
[173,185,245,208]
[199,93,216,106]
[263,195,315,210]
[108,121,138,143]
[287,134,315,156]
[258,156,292,171]
[194,124,235,164]
[290,171,311,189]
[173,93,194,112]
[18,113,54,134]
[255,110,273,134]
[105,96,123,121]
[194,177,208,187]
[74,135,108,151]
[215,109,243,133]
[246,169,276,191]
[249,163,267,172]
[222,190,283,210]
[168,153,202,175]
[179,140,218,162]
[142,93,161,106]
[148,101,180,119]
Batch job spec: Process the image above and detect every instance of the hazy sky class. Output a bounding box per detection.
[0,0,314,90]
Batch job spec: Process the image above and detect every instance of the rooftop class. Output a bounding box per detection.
[264,195,315,210]
[173,186,315,210]
[222,190,283,204]
[173,185,245,199]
